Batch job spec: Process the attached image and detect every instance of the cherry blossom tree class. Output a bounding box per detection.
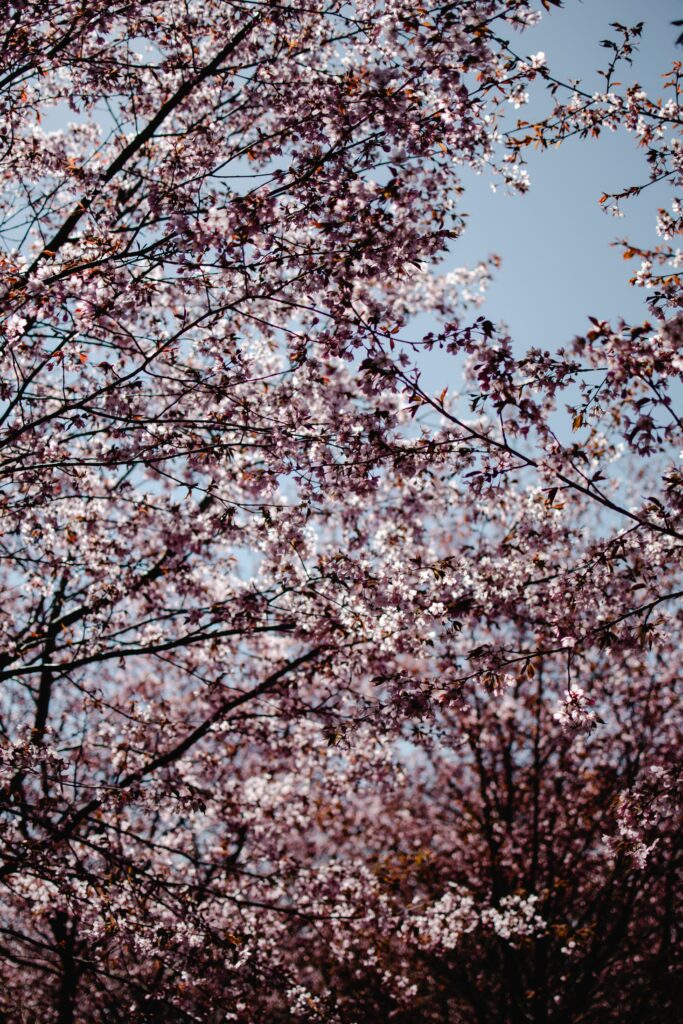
[0,1,680,1021]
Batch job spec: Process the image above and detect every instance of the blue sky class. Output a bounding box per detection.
[435,0,682,365]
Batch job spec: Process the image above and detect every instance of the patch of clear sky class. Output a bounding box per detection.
[422,0,682,384]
